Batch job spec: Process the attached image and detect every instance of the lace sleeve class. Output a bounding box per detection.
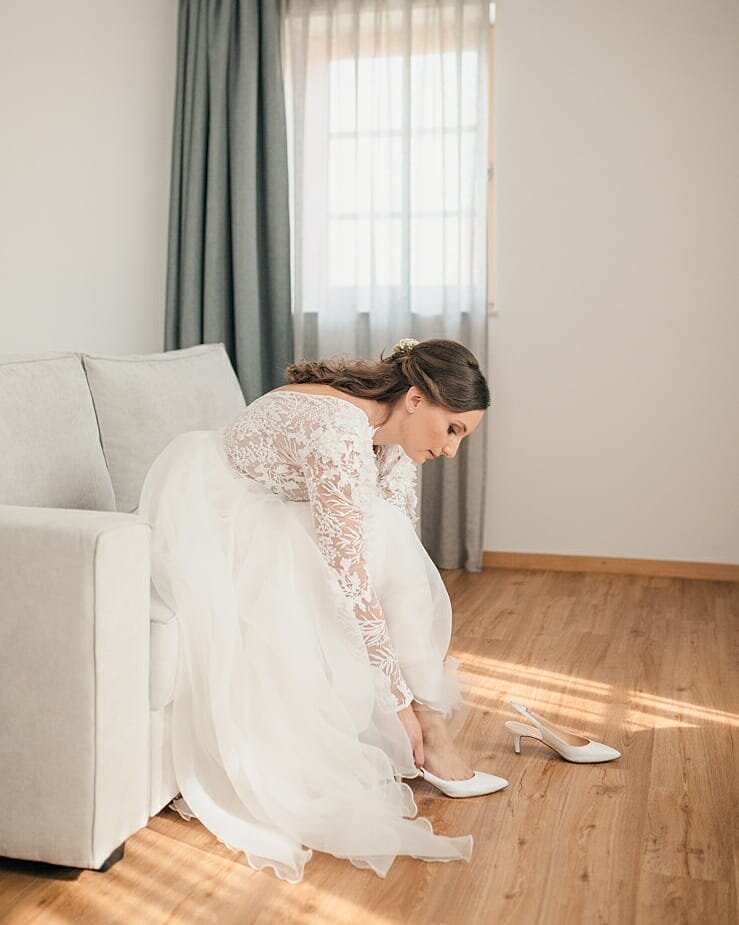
[377,446,419,527]
[303,428,414,712]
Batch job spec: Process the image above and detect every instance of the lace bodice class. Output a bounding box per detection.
[222,390,418,710]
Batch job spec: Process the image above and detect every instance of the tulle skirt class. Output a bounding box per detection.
[137,429,474,883]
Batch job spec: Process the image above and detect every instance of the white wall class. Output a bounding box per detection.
[486,0,739,564]
[0,0,178,355]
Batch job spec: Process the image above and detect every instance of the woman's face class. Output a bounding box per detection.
[398,387,485,464]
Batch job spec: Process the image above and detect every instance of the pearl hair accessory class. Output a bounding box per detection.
[392,338,419,356]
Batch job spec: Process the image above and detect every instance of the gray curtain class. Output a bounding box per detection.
[419,423,488,572]
[165,0,293,401]
[419,322,489,574]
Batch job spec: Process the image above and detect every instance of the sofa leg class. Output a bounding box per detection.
[97,843,125,872]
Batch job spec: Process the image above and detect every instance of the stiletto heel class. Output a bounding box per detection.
[505,702,621,764]
[504,720,542,754]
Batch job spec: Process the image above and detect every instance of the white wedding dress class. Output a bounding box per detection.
[137,389,473,883]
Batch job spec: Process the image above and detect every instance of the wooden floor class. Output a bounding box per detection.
[1,569,737,924]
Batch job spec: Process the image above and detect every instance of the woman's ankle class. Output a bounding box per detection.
[412,704,451,740]
[421,741,474,780]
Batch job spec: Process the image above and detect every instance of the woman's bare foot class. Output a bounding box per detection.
[412,702,474,780]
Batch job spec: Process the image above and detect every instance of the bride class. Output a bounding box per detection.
[138,337,505,884]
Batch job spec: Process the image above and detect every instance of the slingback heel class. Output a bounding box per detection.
[504,719,543,754]
[505,702,621,764]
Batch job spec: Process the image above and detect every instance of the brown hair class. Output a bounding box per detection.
[285,339,490,414]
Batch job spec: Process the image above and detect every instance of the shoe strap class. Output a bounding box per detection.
[508,701,535,722]
[508,702,556,741]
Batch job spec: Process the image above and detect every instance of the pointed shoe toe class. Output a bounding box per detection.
[566,740,621,763]
[419,767,508,798]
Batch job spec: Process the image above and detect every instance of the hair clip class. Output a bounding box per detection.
[392,338,419,356]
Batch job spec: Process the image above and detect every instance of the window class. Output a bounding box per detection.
[285,2,489,321]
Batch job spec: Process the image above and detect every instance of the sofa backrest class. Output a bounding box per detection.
[82,343,246,513]
[0,353,117,511]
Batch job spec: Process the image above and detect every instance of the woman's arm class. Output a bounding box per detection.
[303,430,414,712]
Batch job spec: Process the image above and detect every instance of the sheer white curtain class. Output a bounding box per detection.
[282,0,489,570]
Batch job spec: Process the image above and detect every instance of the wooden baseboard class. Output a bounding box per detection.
[482,551,739,582]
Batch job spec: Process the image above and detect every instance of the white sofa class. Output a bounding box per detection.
[0,343,246,870]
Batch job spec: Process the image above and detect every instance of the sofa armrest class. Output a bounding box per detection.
[0,504,151,868]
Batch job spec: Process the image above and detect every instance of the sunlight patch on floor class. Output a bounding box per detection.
[448,652,734,732]
[628,691,739,728]
[452,653,612,694]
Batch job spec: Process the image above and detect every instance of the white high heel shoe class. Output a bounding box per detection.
[409,766,508,798]
[505,702,621,764]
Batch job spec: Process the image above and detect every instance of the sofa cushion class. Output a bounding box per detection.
[82,343,246,514]
[0,353,116,511]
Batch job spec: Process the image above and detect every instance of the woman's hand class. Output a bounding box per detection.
[397,704,425,768]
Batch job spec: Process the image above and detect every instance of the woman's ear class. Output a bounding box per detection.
[405,386,424,413]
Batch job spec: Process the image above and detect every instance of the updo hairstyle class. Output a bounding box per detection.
[284,339,490,413]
